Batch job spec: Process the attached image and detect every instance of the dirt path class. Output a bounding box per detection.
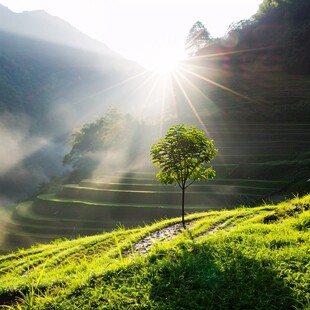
[122,222,190,256]
[122,217,238,257]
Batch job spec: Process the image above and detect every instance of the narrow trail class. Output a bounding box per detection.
[198,217,234,238]
[122,217,234,257]
[122,223,190,256]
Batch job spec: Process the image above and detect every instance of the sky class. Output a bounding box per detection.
[0,0,263,69]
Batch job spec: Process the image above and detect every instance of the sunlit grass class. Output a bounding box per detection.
[0,194,309,309]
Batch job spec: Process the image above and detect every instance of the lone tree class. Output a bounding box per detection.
[150,124,218,228]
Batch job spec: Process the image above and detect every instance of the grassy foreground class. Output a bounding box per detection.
[0,194,309,309]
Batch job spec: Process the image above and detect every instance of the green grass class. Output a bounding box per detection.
[0,194,309,309]
[61,184,270,196]
[1,122,309,276]
[35,194,190,209]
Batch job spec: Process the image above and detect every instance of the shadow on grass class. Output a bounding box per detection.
[66,241,303,309]
[12,239,305,309]
[147,242,299,310]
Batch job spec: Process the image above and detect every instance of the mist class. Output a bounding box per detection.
[0,113,67,205]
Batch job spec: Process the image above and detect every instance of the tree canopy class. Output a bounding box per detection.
[256,0,310,22]
[185,21,211,56]
[150,124,218,227]
[63,107,136,181]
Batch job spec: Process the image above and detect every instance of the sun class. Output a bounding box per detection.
[152,47,186,74]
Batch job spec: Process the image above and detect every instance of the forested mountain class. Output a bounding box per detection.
[0,4,143,133]
[0,4,144,204]
[185,0,310,122]
[0,31,142,134]
[0,4,118,56]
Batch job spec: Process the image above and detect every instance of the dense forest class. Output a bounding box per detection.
[183,0,310,122]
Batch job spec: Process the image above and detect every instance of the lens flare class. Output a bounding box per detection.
[151,47,186,74]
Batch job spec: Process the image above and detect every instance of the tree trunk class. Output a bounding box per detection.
[181,187,185,228]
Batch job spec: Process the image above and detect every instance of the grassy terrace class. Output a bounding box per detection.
[0,194,309,309]
[1,122,309,254]
[0,171,299,254]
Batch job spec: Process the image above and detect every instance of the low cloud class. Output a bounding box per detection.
[0,113,49,175]
[0,113,66,203]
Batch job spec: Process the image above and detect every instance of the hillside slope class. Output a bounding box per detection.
[185,0,310,122]
[0,194,309,309]
[1,120,308,254]
[0,5,144,203]
[0,4,119,57]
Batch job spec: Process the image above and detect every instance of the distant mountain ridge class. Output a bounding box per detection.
[0,4,144,204]
[0,3,144,133]
[0,3,119,57]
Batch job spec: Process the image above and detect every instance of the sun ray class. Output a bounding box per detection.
[159,75,169,137]
[59,69,151,124]
[177,44,289,117]
[179,66,260,105]
[190,45,279,62]
[130,71,159,93]
[114,71,163,117]
[172,72,210,137]
[92,70,149,96]
[174,67,219,116]
[138,73,163,117]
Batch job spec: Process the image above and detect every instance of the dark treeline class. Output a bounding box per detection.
[184,0,310,122]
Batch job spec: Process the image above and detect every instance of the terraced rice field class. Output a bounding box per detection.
[1,122,309,253]
[0,194,309,309]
